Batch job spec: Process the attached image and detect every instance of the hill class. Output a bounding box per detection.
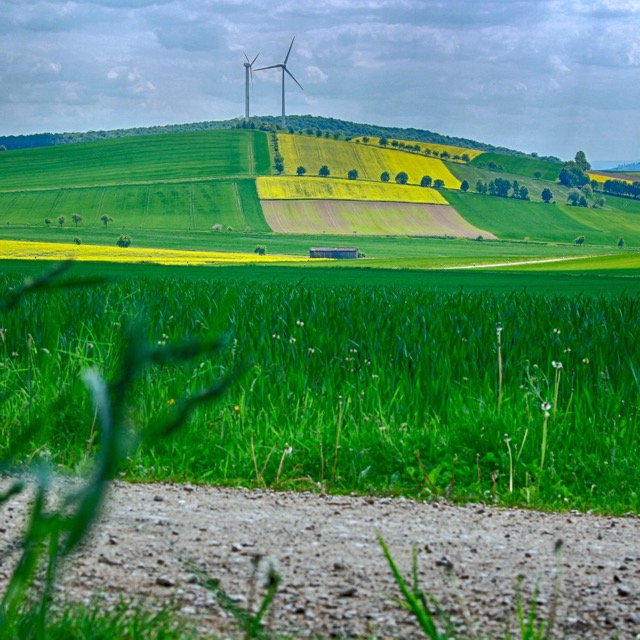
[0,125,637,250]
[0,115,546,159]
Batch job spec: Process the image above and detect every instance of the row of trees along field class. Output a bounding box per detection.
[293,165,447,188]
[475,178,532,201]
[44,214,114,227]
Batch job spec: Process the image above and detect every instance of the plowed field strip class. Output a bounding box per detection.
[261,199,496,238]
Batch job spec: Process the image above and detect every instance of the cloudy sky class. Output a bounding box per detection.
[1,0,639,164]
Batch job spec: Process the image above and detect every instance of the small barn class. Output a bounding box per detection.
[309,247,359,259]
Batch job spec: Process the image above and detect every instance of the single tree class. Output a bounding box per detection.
[44,218,52,227]
[574,150,591,172]
[58,216,65,226]
[72,213,82,227]
[440,151,450,160]
[380,171,390,183]
[101,214,113,227]
[581,183,593,199]
[362,136,370,144]
[618,237,625,248]
[476,180,487,194]
[275,160,284,173]
[254,244,267,255]
[578,195,589,207]
[433,179,445,189]
[461,153,470,163]
[460,180,470,192]
[73,237,82,245]
[319,165,330,177]
[534,170,542,179]
[567,189,581,206]
[116,234,132,248]
[594,196,606,208]
[379,137,388,147]
[296,166,307,176]
[420,175,432,188]
[348,169,359,180]
[518,185,530,200]
[575,236,586,246]
[395,171,409,185]
[541,187,554,203]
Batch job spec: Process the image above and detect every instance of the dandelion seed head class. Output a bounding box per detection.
[541,402,552,411]
[552,361,563,369]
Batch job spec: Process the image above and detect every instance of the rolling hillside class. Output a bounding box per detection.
[0,130,270,190]
[0,124,638,249]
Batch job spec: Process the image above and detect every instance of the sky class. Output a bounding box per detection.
[1,0,639,165]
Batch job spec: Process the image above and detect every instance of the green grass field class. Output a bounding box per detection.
[0,178,270,232]
[471,152,562,181]
[444,191,640,246]
[0,130,271,190]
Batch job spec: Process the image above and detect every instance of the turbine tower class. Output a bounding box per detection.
[256,37,303,129]
[243,52,259,122]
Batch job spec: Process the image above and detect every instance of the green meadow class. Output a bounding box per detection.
[0,179,270,232]
[470,151,562,181]
[0,129,271,190]
[444,190,640,246]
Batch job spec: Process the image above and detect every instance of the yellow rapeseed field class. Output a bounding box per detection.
[277,134,461,189]
[257,176,449,204]
[0,240,313,265]
[587,171,633,185]
[351,137,484,161]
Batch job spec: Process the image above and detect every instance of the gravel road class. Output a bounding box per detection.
[1,482,639,639]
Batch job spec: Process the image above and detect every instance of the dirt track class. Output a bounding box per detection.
[1,482,639,639]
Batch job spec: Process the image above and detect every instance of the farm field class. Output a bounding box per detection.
[444,190,640,246]
[0,178,270,232]
[0,129,271,190]
[469,152,562,181]
[1,262,639,516]
[0,223,628,264]
[0,239,311,265]
[4,256,640,295]
[261,199,496,237]
[277,133,462,188]
[257,175,448,203]
[588,170,636,184]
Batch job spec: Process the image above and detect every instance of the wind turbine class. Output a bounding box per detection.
[243,52,259,122]
[256,37,303,129]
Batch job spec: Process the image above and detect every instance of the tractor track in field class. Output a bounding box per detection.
[442,254,612,269]
[1,482,639,639]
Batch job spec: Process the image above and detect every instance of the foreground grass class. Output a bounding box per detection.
[1,265,638,514]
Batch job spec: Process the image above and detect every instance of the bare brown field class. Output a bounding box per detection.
[261,199,497,238]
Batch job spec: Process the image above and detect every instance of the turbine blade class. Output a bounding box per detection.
[255,64,282,71]
[244,51,250,64]
[284,36,295,64]
[251,52,260,66]
[285,67,303,91]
